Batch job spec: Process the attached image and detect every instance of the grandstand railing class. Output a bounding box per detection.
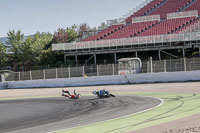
[3,57,200,82]
[167,10,198,19]
[132,15,160,23]
[52,31,200,51]
[180,21,200,33]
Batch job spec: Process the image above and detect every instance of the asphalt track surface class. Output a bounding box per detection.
[0,96,161,133]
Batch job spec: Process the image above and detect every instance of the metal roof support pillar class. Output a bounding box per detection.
[158,49,161,60]
[182,48,185,58]
[64,54,67,62]
[135,51,138,57]
[114,53,117,64]
[75,55,78,63]
[94,53,97,65]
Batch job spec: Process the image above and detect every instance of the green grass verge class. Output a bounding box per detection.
[53,92,200,133]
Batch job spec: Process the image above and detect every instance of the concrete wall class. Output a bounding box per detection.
[0,71,200,89]
[0,83,3,90]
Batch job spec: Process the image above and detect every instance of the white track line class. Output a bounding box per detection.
[49,96,164,133]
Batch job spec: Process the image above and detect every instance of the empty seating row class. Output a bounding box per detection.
[184,0,200,14]
[177,18,200,33]
[138,17,196,36]
[149,0,193,19]
[83,0,200,42]
[103,21,159,40]
[126,0,165,23]
[83,24,124,41]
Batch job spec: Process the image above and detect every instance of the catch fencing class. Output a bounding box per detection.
[2,57,200,82]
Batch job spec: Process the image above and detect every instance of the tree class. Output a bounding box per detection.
[53,25,78,44]
[6,30,24,67]
[78,23,91,38]
[98,22,108,30]
[25,32,53,66]
[0,41,7,66]
[66,25,78,42]
[38,48,62,66]
[53,28,68,43]
[6,30,54,69]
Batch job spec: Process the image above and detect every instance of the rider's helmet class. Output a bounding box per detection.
[77,94,81,98]
[99,90,104,96]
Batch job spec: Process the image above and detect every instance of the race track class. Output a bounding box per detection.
[0,96,161,133]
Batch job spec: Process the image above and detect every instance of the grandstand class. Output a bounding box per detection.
[52,0,200,65]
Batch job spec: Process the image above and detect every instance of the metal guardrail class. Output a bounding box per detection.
[180,21,200,33]
[52,31,200,51]
[3,57,200,82]
[132,15,160,23]
[167,10,198,19]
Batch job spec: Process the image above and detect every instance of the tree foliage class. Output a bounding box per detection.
[78,23,91,38]
[53,28,68,43]
[66,25,78,42]
[98,22,107,30]
[6,30,54,68]
[53,25,78,44]
[0,22,108,69]
[0,41,7,66]
[6,30,24,66]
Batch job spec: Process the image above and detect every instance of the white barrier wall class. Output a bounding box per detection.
[0,83,3,90]
[1,71,200,89]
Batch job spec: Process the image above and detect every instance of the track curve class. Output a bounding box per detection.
[0,96,161,133]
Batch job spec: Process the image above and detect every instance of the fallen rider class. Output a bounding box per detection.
[62,89,81,99]
[92,89,115,98]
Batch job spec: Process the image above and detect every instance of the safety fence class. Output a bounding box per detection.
[2,57,200,82]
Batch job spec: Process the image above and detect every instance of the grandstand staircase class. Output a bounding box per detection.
[177,0,197,12]
[97,25,126,40]
[145,0,168,16]
[135,21,161,37]
[174,17,200,33]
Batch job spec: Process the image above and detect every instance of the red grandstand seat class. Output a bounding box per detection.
[149,0,193,19]
[138,17,196,36]
[103,21,159,40]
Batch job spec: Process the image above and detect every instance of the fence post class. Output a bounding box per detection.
[68,67,71,78]
[164,60,166,72]
[18,72,20,81]
[30,70,32,80]
[112,64,115,75]
[43,70,46,79]
[184,58,187,71]
[82,66,85,77]
[56,68,58,79]
[150,57,153,73]
[97,65,99,76]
